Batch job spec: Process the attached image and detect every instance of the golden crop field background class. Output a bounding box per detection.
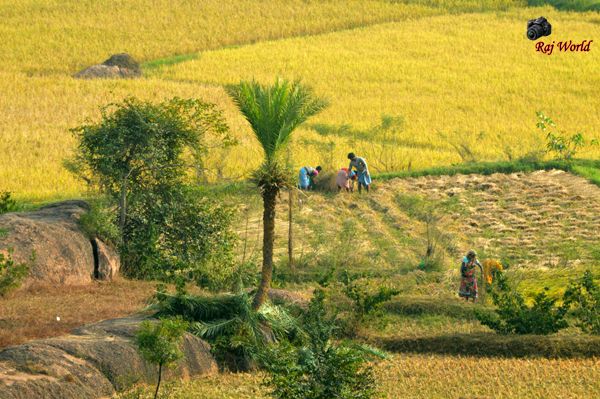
[119,355,600,399]
[0,1,598,202]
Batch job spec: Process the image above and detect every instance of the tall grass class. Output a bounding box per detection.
[157,10,600,180]
[1,2,599,200]
[0,0,439,74]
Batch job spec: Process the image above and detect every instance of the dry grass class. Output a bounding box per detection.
[117,355,600,398]
[0,279,156,348]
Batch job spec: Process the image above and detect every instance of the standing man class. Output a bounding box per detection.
[298,165,322,190]
[347,153,371,193]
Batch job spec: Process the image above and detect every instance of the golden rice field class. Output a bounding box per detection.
[0,1,598,202]
[120,355,600,399]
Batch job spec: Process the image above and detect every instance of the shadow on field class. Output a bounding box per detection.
[374,333,600,359]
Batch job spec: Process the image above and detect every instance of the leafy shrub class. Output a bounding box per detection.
[122,187,237,289]
[261,289,379,399]
[339,270,399,336]
[563,270,599,335]
[79,199,120,245]
[341,270,399,319]
[0,249,30,297]
[536,111,597,161]
[153,286,297,371]
[0,192,17,214]
[475,271,568,335]
[135,317,188,399]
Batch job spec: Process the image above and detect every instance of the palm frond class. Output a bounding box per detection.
[226,78,328,162]
[191,318,240,340]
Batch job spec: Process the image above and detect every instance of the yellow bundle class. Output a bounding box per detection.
[482,259,503,284]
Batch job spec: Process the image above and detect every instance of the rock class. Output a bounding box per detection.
[74,53,141,79]
[0,342,114,399]
[0,201,120,286]
[94,240,119,281]
[0,316,217,399]
[102,53,141,76]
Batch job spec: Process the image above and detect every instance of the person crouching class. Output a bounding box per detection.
[298,166,322,190]
[336,167,357,192]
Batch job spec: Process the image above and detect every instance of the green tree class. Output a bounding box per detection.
[135,318,188,399]
[70,97,230,239]
[226,79,327,309]
[70,97,236,284]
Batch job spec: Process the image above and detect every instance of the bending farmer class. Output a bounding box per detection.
[347,153,371,193]
[298,166,322,190]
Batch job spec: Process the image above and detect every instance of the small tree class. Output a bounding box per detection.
[135,318,188,399]
[70,97,236,284]
[227,79,327,310]
[536,111,597,161]
[70,96,230,239]
[261,289,380,399]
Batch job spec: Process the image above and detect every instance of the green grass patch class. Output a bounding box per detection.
[528,0,600,11]
[143,53,199,70]
[374,159,600,185]
[374,332,600,358]
[384,296,484,320]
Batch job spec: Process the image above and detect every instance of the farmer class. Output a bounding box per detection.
[298,165,322,190]
[347,152,371,193]
[458,250,483,302]
[335,167,357,192]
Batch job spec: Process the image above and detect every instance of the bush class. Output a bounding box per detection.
[261,289,379,399]
[563,270,600,335]
[0,249,30,297]
[135,317,188,399]
[0,192,17,214]
[153,286,297,371]
[475,271,568,335]
[79,199,120,245]
[122,187,237,289]
[341,270,399,321]
[536,111,597,161]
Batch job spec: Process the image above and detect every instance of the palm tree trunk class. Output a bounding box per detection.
[253,187,277,310]
[288,189,294,272]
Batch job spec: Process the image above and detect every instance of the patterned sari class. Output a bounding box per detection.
[458,256,481,299]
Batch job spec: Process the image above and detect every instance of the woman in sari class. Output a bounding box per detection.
[458,250,483,302]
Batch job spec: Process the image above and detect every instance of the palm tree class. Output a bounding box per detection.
[227,79,327,309]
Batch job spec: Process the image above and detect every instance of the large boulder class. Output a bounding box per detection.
[74,53,142,79]
[0,200,119,286]
[0,315,217,399]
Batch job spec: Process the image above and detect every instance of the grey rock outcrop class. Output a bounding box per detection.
[74,53,142,79]
[0,200,119,286]
[0,316,217,399]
